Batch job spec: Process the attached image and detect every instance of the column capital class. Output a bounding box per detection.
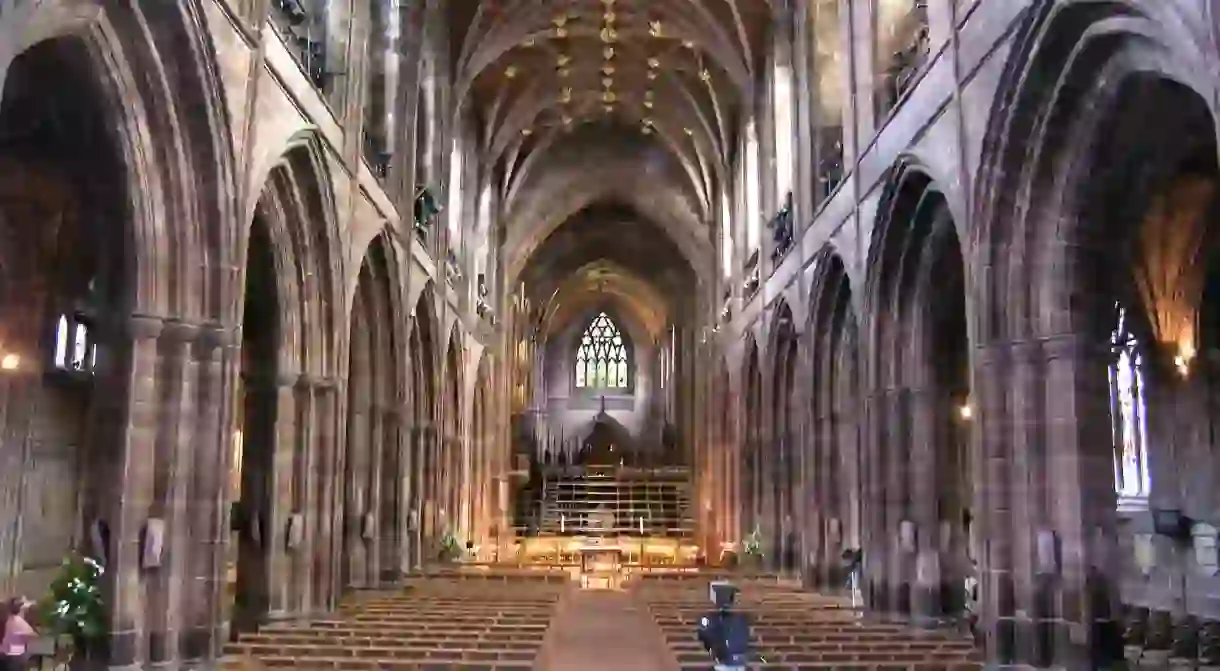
[126,313,165,340]
[296,374,338,391]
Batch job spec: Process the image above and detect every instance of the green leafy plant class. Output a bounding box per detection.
[38,553,107,658]
[438,530,462,562]
[742,526,764,558]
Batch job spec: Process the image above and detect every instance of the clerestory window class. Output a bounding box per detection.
[575,312,630,390]
[1110,302,1151,508]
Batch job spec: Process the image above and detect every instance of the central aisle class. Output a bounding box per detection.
[538,589,680,671]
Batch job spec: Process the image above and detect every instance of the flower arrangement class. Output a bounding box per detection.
[438,530,462,562]
[38,553,107,660]
[743,526,764,558]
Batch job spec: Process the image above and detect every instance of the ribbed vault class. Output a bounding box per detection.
[447,0,773,281]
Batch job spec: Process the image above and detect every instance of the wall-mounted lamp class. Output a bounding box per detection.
[1174,353,1190,378]
[1175,341,1195,378]
[1,354,20,371]
[958,403,973,420]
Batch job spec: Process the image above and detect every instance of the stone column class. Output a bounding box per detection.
[910,386,942,624]
[99,314,166,670]
[1040,335,1124,668]
[143,319,198,670]
[377,404,407,584]
[317,380,342,610]
[182,323,237,663]
[254,371,297,623]
[288,377,317,614]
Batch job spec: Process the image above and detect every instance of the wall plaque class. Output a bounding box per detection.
[287,513,305,550]
[899,520,917,553]
[1035,529,1060,576]
[1193,523,1219,576]
[362,512,377,541]
[141,518,165,570]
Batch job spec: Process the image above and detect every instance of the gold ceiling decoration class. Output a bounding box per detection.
[601,77,613,88]
[600,26,618,43]
[505,65,518,78]
[521,128,533,136]
[647,57,660,69]
[557,54,571,68]
[601,65,615,75]
[603,46,615,60]
[559,87,572,104]
[649,20,663,38]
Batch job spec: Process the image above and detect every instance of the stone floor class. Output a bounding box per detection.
[538,589,680,671]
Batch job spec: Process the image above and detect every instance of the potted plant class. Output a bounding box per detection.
[38,553,107,665]
[742,526,764,570]
[438,530,462,563]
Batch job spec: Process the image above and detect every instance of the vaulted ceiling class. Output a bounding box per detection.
[446,0,775,286]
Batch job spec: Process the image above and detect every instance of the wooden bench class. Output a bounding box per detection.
[223,575,565,670]
[634,575,982,670]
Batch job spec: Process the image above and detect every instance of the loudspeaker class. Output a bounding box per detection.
[1152,508,1192,541]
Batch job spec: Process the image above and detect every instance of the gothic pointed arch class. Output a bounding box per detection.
[970,3,1220,665]
[863,159,971,621]
[343,232,409,588]
[764,300,799,571]
[804,246,861,590]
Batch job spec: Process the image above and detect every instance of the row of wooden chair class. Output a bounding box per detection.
[222,575,566,670]
[633,575,983,670]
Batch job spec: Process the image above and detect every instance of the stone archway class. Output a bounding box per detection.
[408,290,438,566]
[470,355,493,554]
[740,338,762,548]
[440,331,464,544]
[973,2,1220,665]
[863,159,971,624]
[710,358,733,559]
[342,233,408,589]
[0,7,236,663]
[230,137,344,632]
[765,302,799,572]
[804,248,861,591]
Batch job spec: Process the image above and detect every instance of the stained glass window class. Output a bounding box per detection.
[575,312,629,390]
[1109,303,1150,505]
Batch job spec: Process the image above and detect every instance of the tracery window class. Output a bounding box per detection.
[53,313,96,375]
[575,313,629,390]
[1109,303,1151,505]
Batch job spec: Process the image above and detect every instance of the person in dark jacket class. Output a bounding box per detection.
[696,582,753,670]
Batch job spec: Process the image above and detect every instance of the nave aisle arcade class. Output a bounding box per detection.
[0,1,1219,669]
